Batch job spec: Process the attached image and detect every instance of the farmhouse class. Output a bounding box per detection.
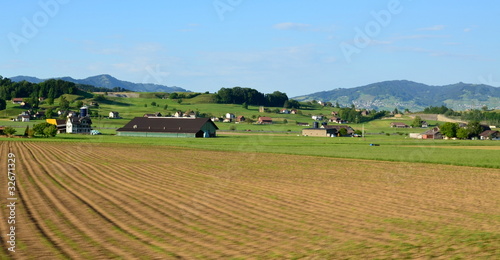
[257,117,273,124]
[17,115,30,122]
[144,112,162,117]
[280,109,290,114]
[321,125,355,136]
[116,117,218,138]
[225,113,235,119]
[109,111,120,118]
[479,130,500,140]
[174,111,183,118]
[46,119,67,134]
[390,122,409,128]
[67,116,92,134]
[236,115,246,122]
[302,127,337,137]
[11,98,24,104]
[421,127,443,139]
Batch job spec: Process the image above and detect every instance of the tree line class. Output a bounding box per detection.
[214,87,290,107]
[0,76,78,109]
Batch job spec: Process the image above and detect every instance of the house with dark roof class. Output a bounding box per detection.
[479,130,500,140]
[46,119,67,133]
[390,122,409,128]
[302,128,337,137]
[109,111,120,119]
[257,117,273,124]
[116,117,218,138]
[143,112,162,117]
[321,125,355,136]
[67,116,92,134]
[422,127,442,139]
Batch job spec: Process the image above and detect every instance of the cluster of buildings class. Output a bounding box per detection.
[46,106,93,134]
[302,122,356,137]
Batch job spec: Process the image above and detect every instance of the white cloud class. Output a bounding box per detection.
[417,25,445,31]
[464,28,472,32]
[273,22,311,31]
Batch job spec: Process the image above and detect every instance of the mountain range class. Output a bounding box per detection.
[293,80,500,111]
[10,74,190,93]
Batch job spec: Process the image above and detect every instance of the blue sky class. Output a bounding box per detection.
[1,0,499,97]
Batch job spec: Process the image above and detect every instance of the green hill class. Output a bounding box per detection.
[293,80,500,111]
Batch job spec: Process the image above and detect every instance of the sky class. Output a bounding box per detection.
[1,0,500,97]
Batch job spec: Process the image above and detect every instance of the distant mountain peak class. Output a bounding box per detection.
[10,74,190,93]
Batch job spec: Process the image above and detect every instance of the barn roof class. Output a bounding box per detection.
[116,117,218,133]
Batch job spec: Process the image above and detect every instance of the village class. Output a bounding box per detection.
[3,97,499,141]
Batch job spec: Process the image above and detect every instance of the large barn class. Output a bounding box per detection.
[116,117,218,138]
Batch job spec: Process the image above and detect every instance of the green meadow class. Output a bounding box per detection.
[2,92,499,169]
[4,132,499,169]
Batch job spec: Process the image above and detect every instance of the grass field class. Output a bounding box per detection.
[4,132,500,168]
[0,141,498,259]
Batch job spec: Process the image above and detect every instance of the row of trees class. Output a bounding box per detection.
[1,123,57,138]
[0,77,78,102]
[461,109,500,126]
[337,107,388,124]
[214,87,289,107]
[439,121,484,139]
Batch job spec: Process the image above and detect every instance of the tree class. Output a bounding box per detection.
[43,125,57,137]
[411,116,422,128]
[467,121,483,138]
[283,119,288,124]
[33,122,53,137]
[144,104,148,107]
[482,106,488,111]
[338,128,348,136]
[45,108,54,119]
[456,128,469,139]
[440,122,458,138]
[169,92,179,99]
[59,96,70,110]
[0,98,6,110]
[177,99,183,104]
[335,102,340,108]
[75,100,84,108]
[163,104,168,110]
[151,101,157,106]
[46,97,54,105]
[24,125,29,136]
[3,126,16,136]
[242,102,248,109]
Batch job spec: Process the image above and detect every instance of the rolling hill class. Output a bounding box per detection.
[293,80,500,111]
[10,74,190,93]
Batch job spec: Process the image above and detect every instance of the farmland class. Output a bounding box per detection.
[1,141,499,259]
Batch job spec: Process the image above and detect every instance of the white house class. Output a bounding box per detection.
[109,111,120,119]
[66,116,92,134]
[225,113,236,119]
[312,115,324,120]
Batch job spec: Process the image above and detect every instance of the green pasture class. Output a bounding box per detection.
[5,132,500,169]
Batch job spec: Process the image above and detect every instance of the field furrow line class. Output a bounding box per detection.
[37,159,228,257]
[56,159,285,254]
[15,143,79,259]
[20,143,139,259]
[23,142,207,258]
[127,164,402,248]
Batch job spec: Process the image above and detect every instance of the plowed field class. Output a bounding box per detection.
[1,141,499,259]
